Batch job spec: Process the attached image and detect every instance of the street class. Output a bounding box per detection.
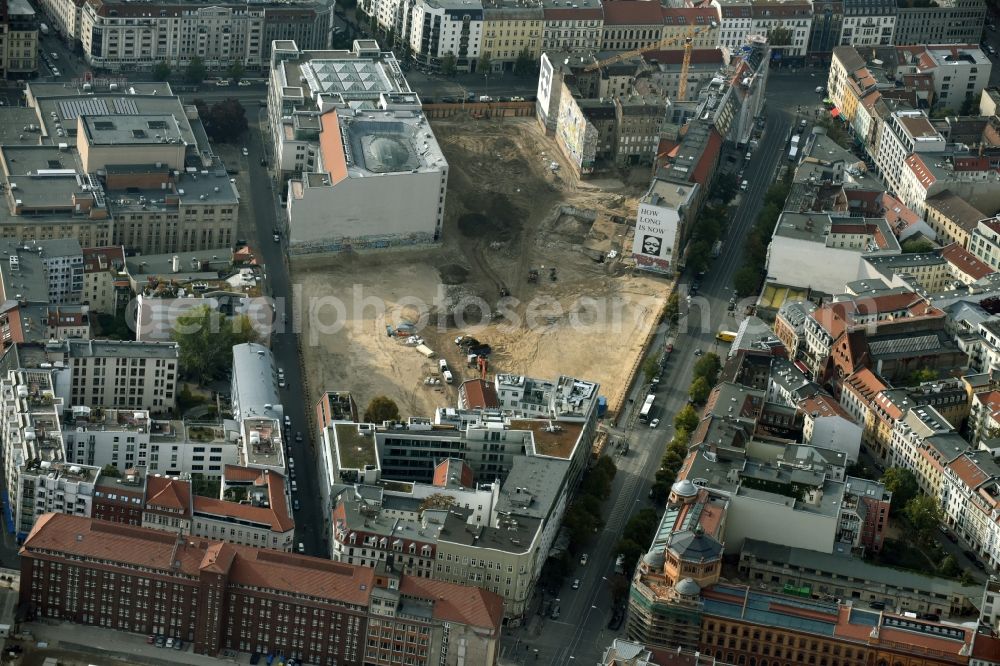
[238,110,325,556]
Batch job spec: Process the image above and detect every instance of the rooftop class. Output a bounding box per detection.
[80,115,185,146]
[232,343,281,421]
[334,423,379,470]
[510,419,583,459]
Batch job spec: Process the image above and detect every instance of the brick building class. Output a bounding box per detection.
[20,513,503,665]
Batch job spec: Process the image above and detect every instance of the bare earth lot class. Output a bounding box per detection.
[294,117,670,418]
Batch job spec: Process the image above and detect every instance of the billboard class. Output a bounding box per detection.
[632,202,679,274]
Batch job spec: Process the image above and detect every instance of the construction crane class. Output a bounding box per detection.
[583,23,717,101]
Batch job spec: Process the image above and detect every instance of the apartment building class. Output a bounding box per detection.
[231,342,286,473]
[970,217,1000,273]
[408,0,484,72]
[60,0,333,72]
[81,245,126,314]
[659,7,720,48]
[750,0,811,62]
[895,44,993,110]
[0,238,84,306]
[839,0,894,47]
[714,0,751,52]
[807,0,842,62]
[330,454,568,624]
[893,0,987,47]
[481,0,543,71]
[20,513,504,664]
[138,468,295,552]
[61,408,240,478]
[1,0,39,78]
[541,0,603,54]
[600,0,665,52]
[941,450,1000,570]
[874,110,946,197]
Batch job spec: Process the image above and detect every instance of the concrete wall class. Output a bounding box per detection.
[288,169,445,254]
[725,492,837,554]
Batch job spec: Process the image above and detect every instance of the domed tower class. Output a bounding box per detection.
[668,479,699,506]
[663,525,723,589]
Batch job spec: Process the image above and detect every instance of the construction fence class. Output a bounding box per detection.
[421,101,536,119]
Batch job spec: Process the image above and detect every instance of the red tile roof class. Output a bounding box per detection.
[798,394,855,423]
[602,0,664,25]
[229,549,376,606]
[543,5,603,20]
[398,576,504,633]
[459,379,499,409]
[661,7,718,24]
[941,242,995,280]
[432,458,475,488]
[82,246,126,274]
[145,475,192,517]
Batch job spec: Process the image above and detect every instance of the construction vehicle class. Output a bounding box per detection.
[527,268,539,283]
[583,23,718,101]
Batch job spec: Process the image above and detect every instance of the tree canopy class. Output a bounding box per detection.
[185,56,207,84]
[880,467,918,514]
[172,305,258,384]
[439,53,457,78]
[194,98,249,143]
[363,396,400,423]
[693,353,721,386]
[152,61,171,82]
[689,376,711,404]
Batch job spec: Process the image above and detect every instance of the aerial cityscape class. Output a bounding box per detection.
[0,0,999,664]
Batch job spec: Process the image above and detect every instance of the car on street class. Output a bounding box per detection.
[580,553,588,565]
[166,638,174,649]
[550,604,560,619]
[174,640,184,651]
[278,379,286,388]
[293,499,300,511]
[155,636,166,648]
[238,80,252,87]
[740,180,748,191]
[815,86,824,93]
[284,415,291,427]
[291,480,298,493]
[800,118,807,128]
[665,343,673,353]
[572,578,580,589]
[242,146,249,156]
[649,418,660,429]
[50,52,58,60]
[297,542,305,553]
[273,233,280,242]
[694,348,704,356]
[295,431,303,442]
[147,635,156,644]
[217,79,230,86]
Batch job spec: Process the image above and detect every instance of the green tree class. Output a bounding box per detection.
[477,51,492,74]
[642,356,660,383]
[227,62,245,83]
[100,464,122,477]
[937,554,961,578]
[711,173,739,203]
[693,353,721,386]
[665,292,680,325]
[689,376,711,404]
[172,305,258,383]
[615,539,644,577]
[152,61,172,82]
[902,237,935,253]
[905,495,942,542]
[513,48,535,76]
[686,240,712,274]
[906,367,938,386]
[733,264,760,298]
[881,467,919,514]
[930,106,956,119]
[675,404,699,433]
[661,451,684,473]
[194,98,249,143]
[439,53,457,78]
[184,56,207,84]
[364,395,401,423]
[670,428,691,449]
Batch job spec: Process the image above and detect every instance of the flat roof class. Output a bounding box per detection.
[81,115,185,146]
[510,419,582,459]
[232,343,281,420]
[334,423,379,470]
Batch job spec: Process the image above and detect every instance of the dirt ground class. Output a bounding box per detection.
[293,116,670,419]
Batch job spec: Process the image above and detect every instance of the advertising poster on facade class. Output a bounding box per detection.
[632,203,678,273]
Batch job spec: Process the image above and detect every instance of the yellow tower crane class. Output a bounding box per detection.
[583,24,716,102]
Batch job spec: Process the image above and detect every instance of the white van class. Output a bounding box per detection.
[442,370,454,384]
[438,359,449,372]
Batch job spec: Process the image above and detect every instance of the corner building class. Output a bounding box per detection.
[20,513,503,665]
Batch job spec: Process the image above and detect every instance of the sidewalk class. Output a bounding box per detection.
[23,622,248,665]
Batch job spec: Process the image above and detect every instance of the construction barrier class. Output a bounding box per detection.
[421,101,536,119]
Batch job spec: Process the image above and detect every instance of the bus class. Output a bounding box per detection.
[716,330,737,343]
[638,394,655,423]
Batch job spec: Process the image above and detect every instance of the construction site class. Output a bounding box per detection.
[293,116,671,419]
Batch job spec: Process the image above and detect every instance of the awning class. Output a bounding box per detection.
[830,107,841,118]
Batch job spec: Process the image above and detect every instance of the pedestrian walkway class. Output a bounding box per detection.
[23,622,247,665]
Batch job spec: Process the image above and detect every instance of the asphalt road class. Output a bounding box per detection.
[238,113,325,556]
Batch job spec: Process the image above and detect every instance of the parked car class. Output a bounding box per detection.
[297,542,305,553]
[273,233,281,242]
[740,180,749,191]
[147,635,156,644]
[580,553,588,566]
[293,499,300,511]
[295,431,302,442]
[242,146,249,156]
[165,638,174,649]
[649,418,660,429]
[155,636,166,648]
[238,80,252,87]
[174,639,184,650]
[216,79,230,86]
[572,578,580,589]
